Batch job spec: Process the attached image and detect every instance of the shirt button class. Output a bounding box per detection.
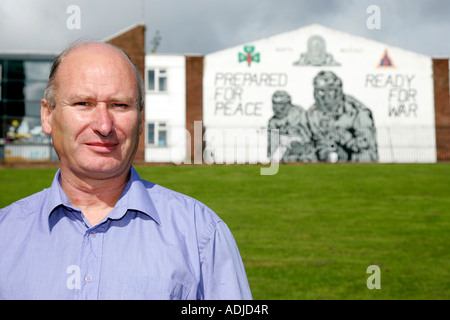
[89,232,96,239]
[85,275,93,283]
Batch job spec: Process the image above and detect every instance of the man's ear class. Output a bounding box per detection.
[41,99,53,135]
[139,108,144,135]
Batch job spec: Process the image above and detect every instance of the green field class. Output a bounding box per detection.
[1,163,449,299]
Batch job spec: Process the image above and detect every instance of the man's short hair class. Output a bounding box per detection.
[44,41,145,110]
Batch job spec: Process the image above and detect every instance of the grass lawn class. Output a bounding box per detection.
[1,163,449,299]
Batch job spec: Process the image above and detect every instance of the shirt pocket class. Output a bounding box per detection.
[121,276,193,300]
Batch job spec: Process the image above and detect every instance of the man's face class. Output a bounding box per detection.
[41,43,142,179]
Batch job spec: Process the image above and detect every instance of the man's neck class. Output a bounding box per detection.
[60,167,130,226]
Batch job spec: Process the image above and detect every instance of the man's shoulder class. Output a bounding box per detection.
[148,182,216,213]
[0,189,49,221]
[139,179,223,228]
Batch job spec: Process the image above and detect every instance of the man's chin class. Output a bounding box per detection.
[72,158,129,179]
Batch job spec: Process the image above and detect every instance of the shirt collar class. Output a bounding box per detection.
[45,166,161,232]
[44,168,71,215]
[107,166,161,225]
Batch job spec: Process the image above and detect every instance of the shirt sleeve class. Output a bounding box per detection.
[198,220,253,300]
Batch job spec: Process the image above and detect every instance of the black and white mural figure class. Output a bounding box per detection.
[267,91,316,162]
[307,71,378,162]
[293,35,340,66]
[268,71,378,162]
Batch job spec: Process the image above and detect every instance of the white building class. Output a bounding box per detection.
[203,24,437,163]
[144,54,187,163]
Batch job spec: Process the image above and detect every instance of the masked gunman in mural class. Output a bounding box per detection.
[267,91,316,162]
[307,71,378,162]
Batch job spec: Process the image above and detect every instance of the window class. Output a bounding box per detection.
[158,69,167,91]
[1,60,52,117]
[147,122,168,147]
[147,68,167,92]
[1,59,54,144]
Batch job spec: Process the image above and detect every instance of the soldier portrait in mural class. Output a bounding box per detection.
[268,71,378,162]
[267,91,316,162]
[308,71,378,162]
[293,35,340,66]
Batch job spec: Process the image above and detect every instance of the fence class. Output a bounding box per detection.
[202,125,441,164]
[0,116,57,162]
[145,123,448,164]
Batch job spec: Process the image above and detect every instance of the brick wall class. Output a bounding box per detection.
[185,56,204,162]
[433,59,450,161]
[106,24,146,163]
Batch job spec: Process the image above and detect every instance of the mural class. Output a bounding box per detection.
[203,24,436,164]
[268,71,378,163]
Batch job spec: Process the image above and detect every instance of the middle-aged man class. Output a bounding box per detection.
[0,42,252,300]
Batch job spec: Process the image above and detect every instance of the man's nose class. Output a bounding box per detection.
[93,104,114,137]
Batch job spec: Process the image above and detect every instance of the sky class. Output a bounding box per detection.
[0,0,450,57]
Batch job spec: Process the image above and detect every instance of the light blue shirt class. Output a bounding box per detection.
[0,167,252,300]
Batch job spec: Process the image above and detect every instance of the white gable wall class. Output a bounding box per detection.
[203,24,436,163]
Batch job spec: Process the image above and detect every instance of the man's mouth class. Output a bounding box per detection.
[86,142,119,153]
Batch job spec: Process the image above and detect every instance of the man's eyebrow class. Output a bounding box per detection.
[110,96,137,103]
[66,95,137,103]
[66,94,96,102]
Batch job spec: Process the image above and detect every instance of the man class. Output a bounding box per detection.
[0,42,252,300]
[307,71,378,162]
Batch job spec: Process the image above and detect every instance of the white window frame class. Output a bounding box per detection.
[147,121,168,147]
[146,68,168,93]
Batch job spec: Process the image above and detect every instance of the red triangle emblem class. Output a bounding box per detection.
[378,50,395,68]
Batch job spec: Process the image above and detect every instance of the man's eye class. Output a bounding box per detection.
[74,102,89,106]
[113,103,129,108]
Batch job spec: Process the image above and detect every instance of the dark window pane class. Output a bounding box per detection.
[147,70,155,91]
[147,123,155,144]
[4,101,25,117]
[6,61,25,80]
[3,82,25,100]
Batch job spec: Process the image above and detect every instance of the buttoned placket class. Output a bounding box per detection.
[73,223,105,300]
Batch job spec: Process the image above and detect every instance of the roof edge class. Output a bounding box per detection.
[205,23,433,59]
[102,23,146,42]
[0,51,59,60]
